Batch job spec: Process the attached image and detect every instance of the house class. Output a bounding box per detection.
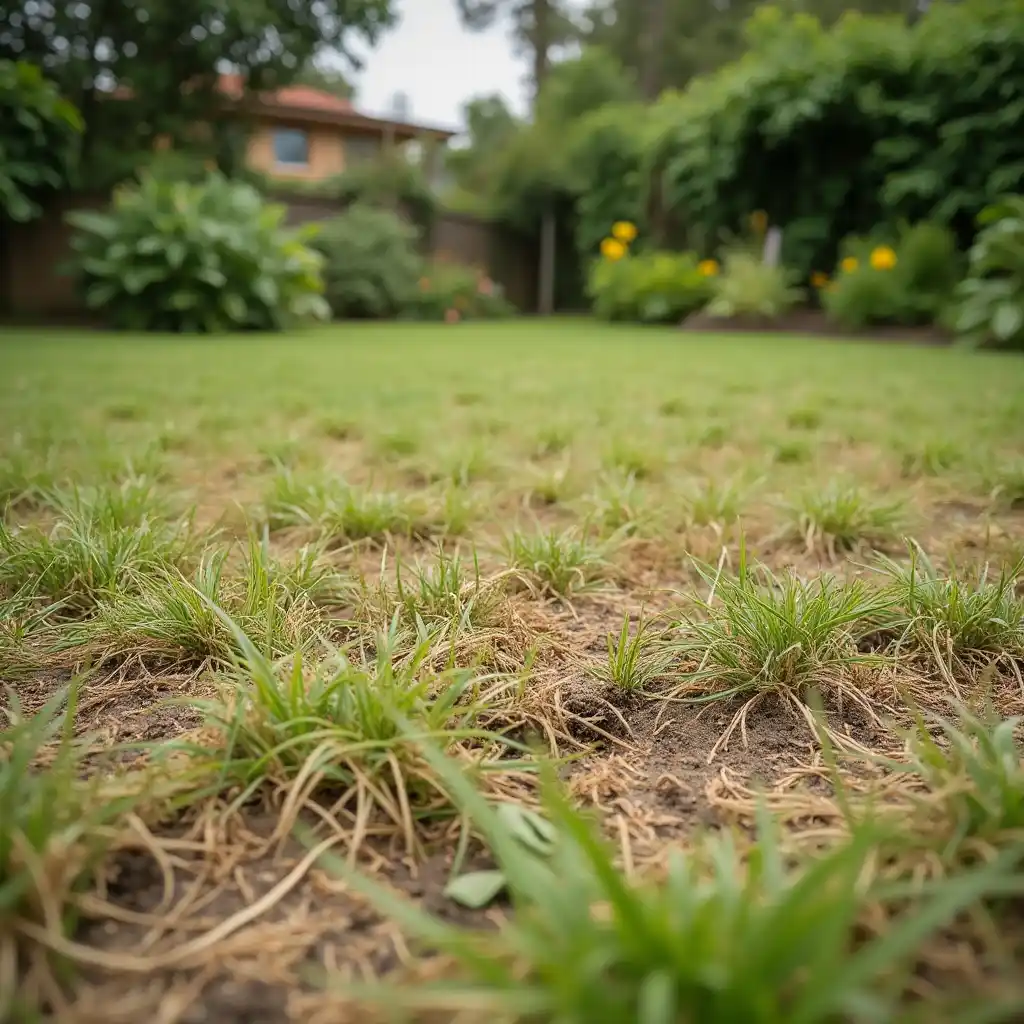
[216,74,457,185]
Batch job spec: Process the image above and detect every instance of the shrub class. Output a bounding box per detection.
[409,260,515,321]
[588,250,712,323]
[704,249,803,321]
[312,204,423,319]
[822,221,960,330]
[656,1,1024,279]
[67,173,329,333]
[954,196,1024,350]
[0,59,82,223]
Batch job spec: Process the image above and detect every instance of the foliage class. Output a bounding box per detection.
[409,260,515,321]
[954,196,1024,351]
[658,1,1024,280]
[705,249,803,322]
[822,222,960,330]
[588,249,711,323]
[328,148,438,240]
[312,203,423,319]
[0,59,81,222]
[67,173,329,333]
[0,0,397,185]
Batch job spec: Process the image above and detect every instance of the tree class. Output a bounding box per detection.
[0,59,82,221]
[455,0,577,102]
[0,0,396,184]
[293,59,355,101]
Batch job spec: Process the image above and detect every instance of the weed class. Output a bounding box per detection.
[877,544,1024,664]
[0,685,139,1019]
[185,614,517,848]
[532,424,573,458]
[504,526,611,600]
[0,482,190,615]
[786,481,905,556]
[889,700,1024,854]
[670,549,893,754]
[682,476,747,528]
[772,438,812,464]
[62,535,345,666]
[583,473,653,535]
[786,406,823,430]
[265,469,432,544]
[900,440,962,478]
[588,612,671,692]
[601,440,660,480]
[373,429,419,460]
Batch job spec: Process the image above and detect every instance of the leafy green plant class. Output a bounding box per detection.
[0,59,82,222]
[705,249,803,321]
[311,203,423,319]
[67,172,329,332]
[823,222,959,330]
[954,196,1024,351]
[587,250,712,324]
[408,260,515,321]
[312,726,1024,1024]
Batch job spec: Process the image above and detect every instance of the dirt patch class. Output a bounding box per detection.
[681,308,951,345]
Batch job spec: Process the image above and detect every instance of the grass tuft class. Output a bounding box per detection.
[785,481,905,556]
[877,544,1024,664]
[587,611,671,692]
[504,526,611,600]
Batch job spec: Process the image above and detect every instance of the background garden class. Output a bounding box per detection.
[2,0,1024,343]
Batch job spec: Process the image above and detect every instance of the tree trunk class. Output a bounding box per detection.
[639,0,667,100]
[538,205,556,315]
[530,0,552,104]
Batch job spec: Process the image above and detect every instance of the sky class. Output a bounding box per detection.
[351,2,529,131]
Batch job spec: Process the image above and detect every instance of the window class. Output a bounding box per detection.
[273,128,309,167]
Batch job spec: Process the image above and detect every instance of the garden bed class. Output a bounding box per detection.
[681,308,952,345]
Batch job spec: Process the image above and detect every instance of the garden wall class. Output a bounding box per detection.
[0,193,538,320]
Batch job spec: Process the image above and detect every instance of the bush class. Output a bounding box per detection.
[822,221,960,330]
[67,173,329,333]
[408,261,515,321]
[312,204,423,319]
[588,250,712,323]
[0,60,82,222]
[704,249,803,322]
[954,196,1024,351]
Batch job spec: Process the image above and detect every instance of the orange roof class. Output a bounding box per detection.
[217,73,353,114]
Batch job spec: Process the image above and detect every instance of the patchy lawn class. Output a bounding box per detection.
[3,320,1024,1023]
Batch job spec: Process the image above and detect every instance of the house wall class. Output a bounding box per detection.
[246,118,347,181]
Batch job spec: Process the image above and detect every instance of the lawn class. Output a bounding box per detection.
[2,320,1024,1022]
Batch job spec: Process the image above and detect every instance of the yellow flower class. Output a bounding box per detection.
[612,220,637,244]
[870,245,897,271]
[601,237,627,261]
[750,210,769,234]
[698,259,719,277]
[810,271,829,289]
[840,256,859,274]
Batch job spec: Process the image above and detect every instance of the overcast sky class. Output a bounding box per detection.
[352,2,529,130]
